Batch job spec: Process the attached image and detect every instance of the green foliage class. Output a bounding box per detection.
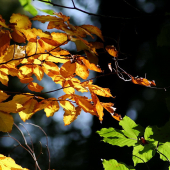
[102,159,135,170]
[19,0,37,16]
[97,116,170,169]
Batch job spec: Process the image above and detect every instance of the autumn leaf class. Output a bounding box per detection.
[131,76,156,87]
[105,45,118,57]
[19,98,38,121]
[0,154,29,169]
[0,30,11,56]
[0,90,10,103]
[44,98,60,117]
[0,112,13,132]
[28,82,44,92]
[60,61,76,78]
[80,25,104,41]
[10,13,32,29]
[63,106,81,125]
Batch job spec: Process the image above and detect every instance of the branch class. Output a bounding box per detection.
[35,0,165,20]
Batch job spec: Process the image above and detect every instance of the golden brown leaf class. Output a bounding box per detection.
[63,106,81,126]
[105,45,118,57]
[0,112,13,132]
[28,82,44,92]
[10,13,32,29]
[60,61,76,78]
[131,76,156,87]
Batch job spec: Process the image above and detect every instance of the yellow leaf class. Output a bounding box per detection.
[53,75,65,85]
[42,61,60,76]
[63,80,75,94]
[28,82,44,92]
[63,106,81,125]
[19,65,33,77]
[0,71,8,86]
[75,62,89,79]
[44,98,60,117]
[89,84,113,97]
[33,65,44,81]
[59,94,76,111]
[0,112,13,132]
[19,98,38,122]
[51,32,68,45]
[10,13,32,29]
[0,90,10,103]
[68,78,88,93]
[60,61,76,78]
[0,154,29,169]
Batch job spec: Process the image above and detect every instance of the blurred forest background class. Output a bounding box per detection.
[1,0,170,170]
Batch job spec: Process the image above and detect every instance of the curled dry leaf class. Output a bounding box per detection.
[131,76,156,87]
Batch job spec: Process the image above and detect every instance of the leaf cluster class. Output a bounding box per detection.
[97,116,170,170]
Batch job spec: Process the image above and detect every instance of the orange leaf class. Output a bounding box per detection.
[20,77,34,84]
[60,61,76,78]
[131,76,156,87]
[105,45,118,57]
[0,30,11,56]
[73,95,96,114]
[28,82,44,92]
[111,112,122,121]
[80,57,102,72]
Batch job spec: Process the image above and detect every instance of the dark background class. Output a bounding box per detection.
[1,0,170,170]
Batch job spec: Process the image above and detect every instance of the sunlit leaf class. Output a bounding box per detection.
[28,82,44,92]
[63,106,81,125]
[0,154,29,169]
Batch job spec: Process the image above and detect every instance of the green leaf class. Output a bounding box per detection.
[102,159,135,170]
[132,141,157,166]
[103,136,137,147]
[97,128,125,138]
[19,0,38,16]
[158,142,170,161]
[39,9,55,15]
[97,127,137,147]
[144,126,154,141]
[119,116,144,139]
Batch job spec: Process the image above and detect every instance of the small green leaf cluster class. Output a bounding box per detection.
[97,116,170,170]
